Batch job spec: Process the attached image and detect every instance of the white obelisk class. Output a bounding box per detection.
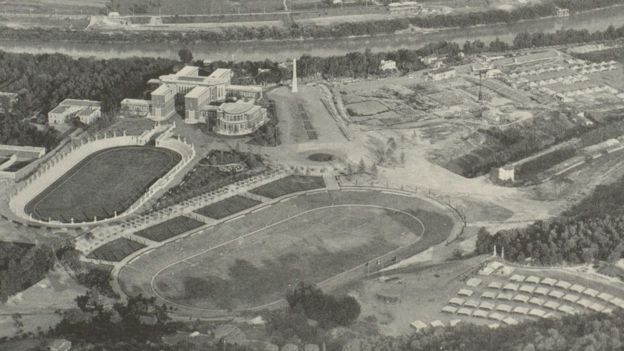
[292,58,298,93]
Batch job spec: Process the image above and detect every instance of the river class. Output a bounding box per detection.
[0,5,623,61]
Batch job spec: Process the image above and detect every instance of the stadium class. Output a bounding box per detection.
[113,175,458,316]
[8,124,195,227]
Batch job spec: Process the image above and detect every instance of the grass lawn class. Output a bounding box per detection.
[26,146,180,223]
[135,216,204,242]
[154,205,426,310]
[249,175,325,198]
[87,238,145,262]
[194,195,261,219]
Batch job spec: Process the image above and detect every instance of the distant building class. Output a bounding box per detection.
[496,165,515,183]
[0,92,18,113]
[214,100,268,136]
[120,98,151,117]
[485,69,503,78]
[48,99,101,125]
[426,68,456,81]
[388,1,422,15]
[379,59,398,71]
[555,7,570,17]
[228,85,264,100]
[150,85,176,121]
[47,339,72,351]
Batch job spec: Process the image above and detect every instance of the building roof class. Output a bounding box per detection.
[186,86,211,99]
[59,98,101,107]
[50,105,72,114]
[228,84,263,93]
[176,66,200,77]
[77,106,99,117]
[208,68,233,80]
[152,84,174,96]
[221,101,260,115]
[121,98,151,107]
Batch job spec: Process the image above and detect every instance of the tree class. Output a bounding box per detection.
[178,48,194,63]
[358,158,366,174]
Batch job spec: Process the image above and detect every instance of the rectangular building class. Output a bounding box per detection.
[48,99,101,125]
[185,86,213,124]
[120,98,151,117]
[151,85,176,121]
[227,85,263,100]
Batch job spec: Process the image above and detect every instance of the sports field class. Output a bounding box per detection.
[87,238,145,262]
[25,146,180,223]
[118,190,456,313]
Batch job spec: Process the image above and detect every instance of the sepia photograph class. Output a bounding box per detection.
[1,0,624,350]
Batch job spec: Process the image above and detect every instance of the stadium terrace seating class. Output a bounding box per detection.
[467,278,482,287]
[481,291,497,299]
[496,304,513,313]
[558,305,577,315]
[488,281,503,289]
[457,307,472,316]
[519,285,536,294]
[529,297,545,306]
[528,309,546,318]
[497,292,514,300]
[473,310,488,318]
[513,294,530,303]
[449,297,465,306]
[503,317,519,326]
[589,303,605,312]
[431,320,445,328]
[541,278,557,286]
[544,301,560,310]
[597,292,614,303]
[489,312,505,321]
[535,287,550,296]
[563,294,580,303]
[503,283,520,292]
[525,276,541,284]
[513,306,530,315]
[479,301,495,310]
[464,299,479,308]
[411,320,427,331]
[548,290,565,299]
[458,289,474,297]
[583,288,599,297]
[555,280,572,290]
[442,306,457,314]
[570,284,586,294]
[577,298,593,309]
[510,274,526,282]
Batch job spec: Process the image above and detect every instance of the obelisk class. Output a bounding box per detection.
[292,58,298,93]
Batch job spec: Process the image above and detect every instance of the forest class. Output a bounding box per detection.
[0,241,56,303]
[0,52,174,147]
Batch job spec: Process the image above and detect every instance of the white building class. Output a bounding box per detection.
[388,1,422,15]
[151,85,176,121]
[426,68,456,81]
[48,99,101,125]
[380,60,398,71]
[214,100,268,136]
[120,99,151,117]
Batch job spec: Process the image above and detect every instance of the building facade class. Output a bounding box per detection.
[151,85,176,121]
[120,98,151,117]
[214,100,268,136]
[48,99,101,125]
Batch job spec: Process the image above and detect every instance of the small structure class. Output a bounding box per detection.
[388,1,422,15]
[426,68,456,81]
[0,92,18,113]
[555,7,570,17]
[292,58,298,93]
[495,165,515,183]
[48,99,101,125]
[380,59,398,72]
[120,98,151,117]
[48,339,72,351]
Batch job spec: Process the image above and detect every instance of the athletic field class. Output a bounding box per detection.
[118,190,456,313]
[25,146,180,223]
